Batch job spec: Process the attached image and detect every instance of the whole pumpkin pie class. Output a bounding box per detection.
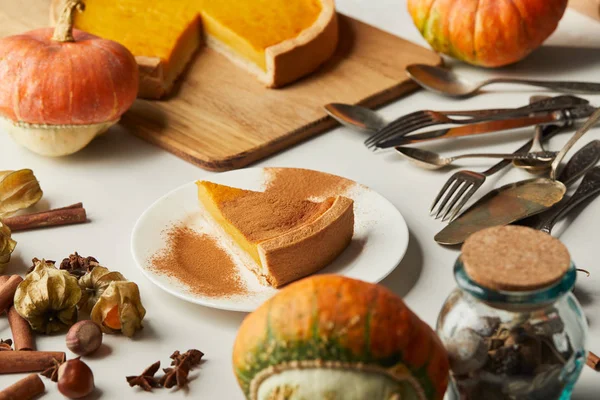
[196,181,354,288]
[50,0,338,98]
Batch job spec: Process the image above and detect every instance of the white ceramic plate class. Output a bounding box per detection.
[131,168,409,312]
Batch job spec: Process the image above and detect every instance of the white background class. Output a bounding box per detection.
[1,1,600,398]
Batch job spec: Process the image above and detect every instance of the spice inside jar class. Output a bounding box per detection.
[437,226,587,400]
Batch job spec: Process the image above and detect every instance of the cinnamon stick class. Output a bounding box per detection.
[587,351,600,371]
[0,351,65,374]
[0,373,45,400]
[7,306,34,351]
[2,203,86,232]
[0,276,11,315]
[52,202,83,211]
[0,275,23,313]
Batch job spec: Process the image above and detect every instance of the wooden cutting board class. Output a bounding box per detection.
[0,1,441,171]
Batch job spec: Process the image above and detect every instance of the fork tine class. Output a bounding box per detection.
[434,179,464,219]
[364,110,426,145]
[445,182,482,222]
[365,113,432,147]
[440,182,473,221]
[370,115,434,147]
[430,176,456,214]
[373,119,443,149]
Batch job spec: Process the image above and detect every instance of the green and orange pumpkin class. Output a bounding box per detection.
[407,0,568,67]
[233,275,449,400]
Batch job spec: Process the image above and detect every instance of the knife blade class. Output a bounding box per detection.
[379,105,596,148]
[435,140,600,245]
[434,178,566,246]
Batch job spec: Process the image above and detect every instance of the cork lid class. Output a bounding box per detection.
[461,226,571,291]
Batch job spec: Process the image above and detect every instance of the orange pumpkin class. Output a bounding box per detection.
[233,275,449,400]
[407,0,568,67]
[0,0,138,156]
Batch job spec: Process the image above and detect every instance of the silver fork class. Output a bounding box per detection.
[430,124,564,222]
[365,110,505,149]
[365,95,588,149]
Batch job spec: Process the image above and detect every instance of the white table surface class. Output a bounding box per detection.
[2,2,600,399]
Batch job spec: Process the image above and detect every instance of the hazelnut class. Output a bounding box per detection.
[58,358,95,399]
[66,320,103,356]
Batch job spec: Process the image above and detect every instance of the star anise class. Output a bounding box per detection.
[0,339,13,351]
[170,349,204,368]
[41,357,64,382]
[160,365,190,389]
[60,252,99,278]
[160,349,204,389]
[26,258,56,274]
[126,361,162,391]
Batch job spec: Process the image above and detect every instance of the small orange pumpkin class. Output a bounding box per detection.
[233,275,449,400]
[0,0,138,156]
[407,0,568,67]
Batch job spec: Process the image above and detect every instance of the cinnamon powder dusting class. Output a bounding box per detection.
[264,168,353,201]
[150,226,247,297]
[221,194,333,242]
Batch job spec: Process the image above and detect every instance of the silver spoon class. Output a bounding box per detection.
[551,108,600,180]
[512,125,556,173]
[395,147,557,170]
[324,103,387,133]
[513,96,559,173]
[406,64,600,98]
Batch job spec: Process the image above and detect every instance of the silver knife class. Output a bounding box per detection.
[379,105,597,148]
[325,95,589,135]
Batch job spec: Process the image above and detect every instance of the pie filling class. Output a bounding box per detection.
[73,0,323,75]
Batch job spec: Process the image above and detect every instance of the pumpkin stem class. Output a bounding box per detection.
[52,0,85,42]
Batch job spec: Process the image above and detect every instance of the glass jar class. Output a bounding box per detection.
[437,260,587,400]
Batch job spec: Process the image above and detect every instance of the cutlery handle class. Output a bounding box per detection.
[539,167,600,234]
[488,78,600,94]
[482,125,563,176]
[439,95,587,117]
[550,108,600,180]
[452,153,549,161]
[558,140,600,187]
[440,114,560,141]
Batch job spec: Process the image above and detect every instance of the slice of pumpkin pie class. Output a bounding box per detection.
[196,180,354,288]
[50,0,338,98]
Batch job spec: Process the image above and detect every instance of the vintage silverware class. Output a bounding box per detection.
[406,64,600,98]
[513,125,558,173]
[434,178,566,245]
[555,140,600,187]
[324,104,387,133]
[368,95,588,148]
[520,140,600,229]
[434,141,600,245]
[519,140,600,229]
[429,124,563,222]
[382,104,597,148]
[539,166,600,234]
[514,96,561,173]
[396,147,556,170]
[550,108,600,179]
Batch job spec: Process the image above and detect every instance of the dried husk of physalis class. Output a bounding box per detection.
[0,169,43,217]
[78,266,125,313]
[14,259,82,334]
[0,221,16,273]
[91,281,146,337]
